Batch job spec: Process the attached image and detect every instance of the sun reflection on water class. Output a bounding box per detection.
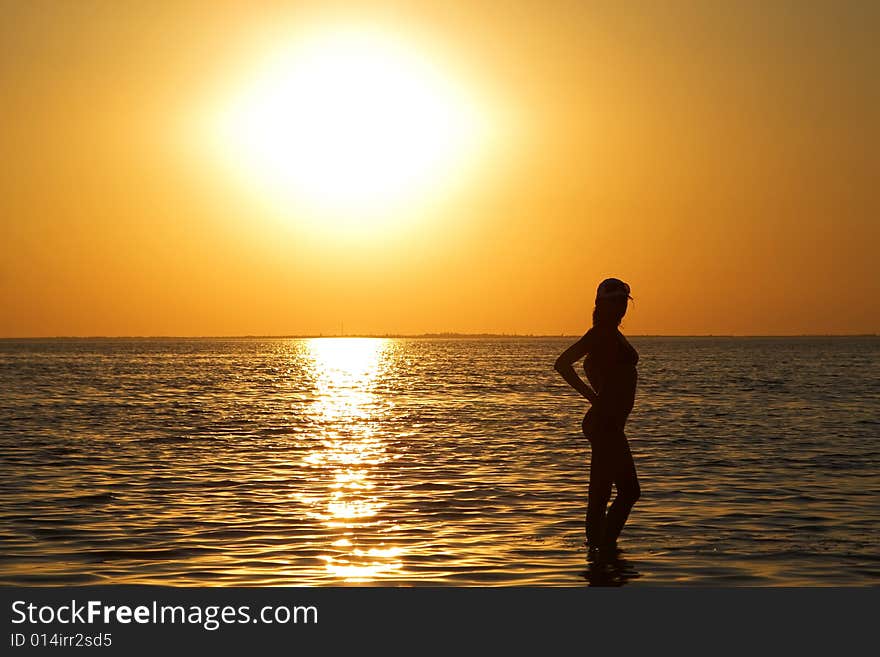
[302,338,402,582]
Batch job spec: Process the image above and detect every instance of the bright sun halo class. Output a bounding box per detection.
[210,26,489,224]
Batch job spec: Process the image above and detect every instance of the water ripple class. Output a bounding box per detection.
[0,336,878,586]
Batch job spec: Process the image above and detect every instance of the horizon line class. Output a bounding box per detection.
[1,332,877,340]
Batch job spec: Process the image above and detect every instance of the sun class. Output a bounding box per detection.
[208,26,489,227]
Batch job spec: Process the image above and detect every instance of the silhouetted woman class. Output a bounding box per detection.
[554,278,640,556]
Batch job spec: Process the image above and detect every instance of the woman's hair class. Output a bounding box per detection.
[592,277,632,327]
[592,297,628,327]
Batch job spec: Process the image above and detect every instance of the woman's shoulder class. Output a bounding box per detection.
[582,325,615,349]
[586,324,617,337]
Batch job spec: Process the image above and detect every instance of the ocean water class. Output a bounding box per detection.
[0,336,877,586]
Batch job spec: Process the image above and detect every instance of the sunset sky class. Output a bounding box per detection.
[2,1,877,337]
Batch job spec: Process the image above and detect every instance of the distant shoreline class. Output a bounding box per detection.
[1,333,877,340]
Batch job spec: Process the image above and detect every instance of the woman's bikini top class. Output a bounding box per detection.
[582,326,638,394]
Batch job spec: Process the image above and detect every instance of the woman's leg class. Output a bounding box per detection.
[585,438,613,549]
[601,432,640,550]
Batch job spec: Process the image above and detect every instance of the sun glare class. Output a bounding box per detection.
[208,26,490,227]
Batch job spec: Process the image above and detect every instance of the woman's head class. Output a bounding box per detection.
[592,278,632,327]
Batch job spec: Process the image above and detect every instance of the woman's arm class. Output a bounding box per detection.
[554,335,599,405]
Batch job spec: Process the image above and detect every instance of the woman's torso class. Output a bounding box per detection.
[583,326,638,424]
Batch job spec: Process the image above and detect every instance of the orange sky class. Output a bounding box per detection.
[2,1,877,336]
